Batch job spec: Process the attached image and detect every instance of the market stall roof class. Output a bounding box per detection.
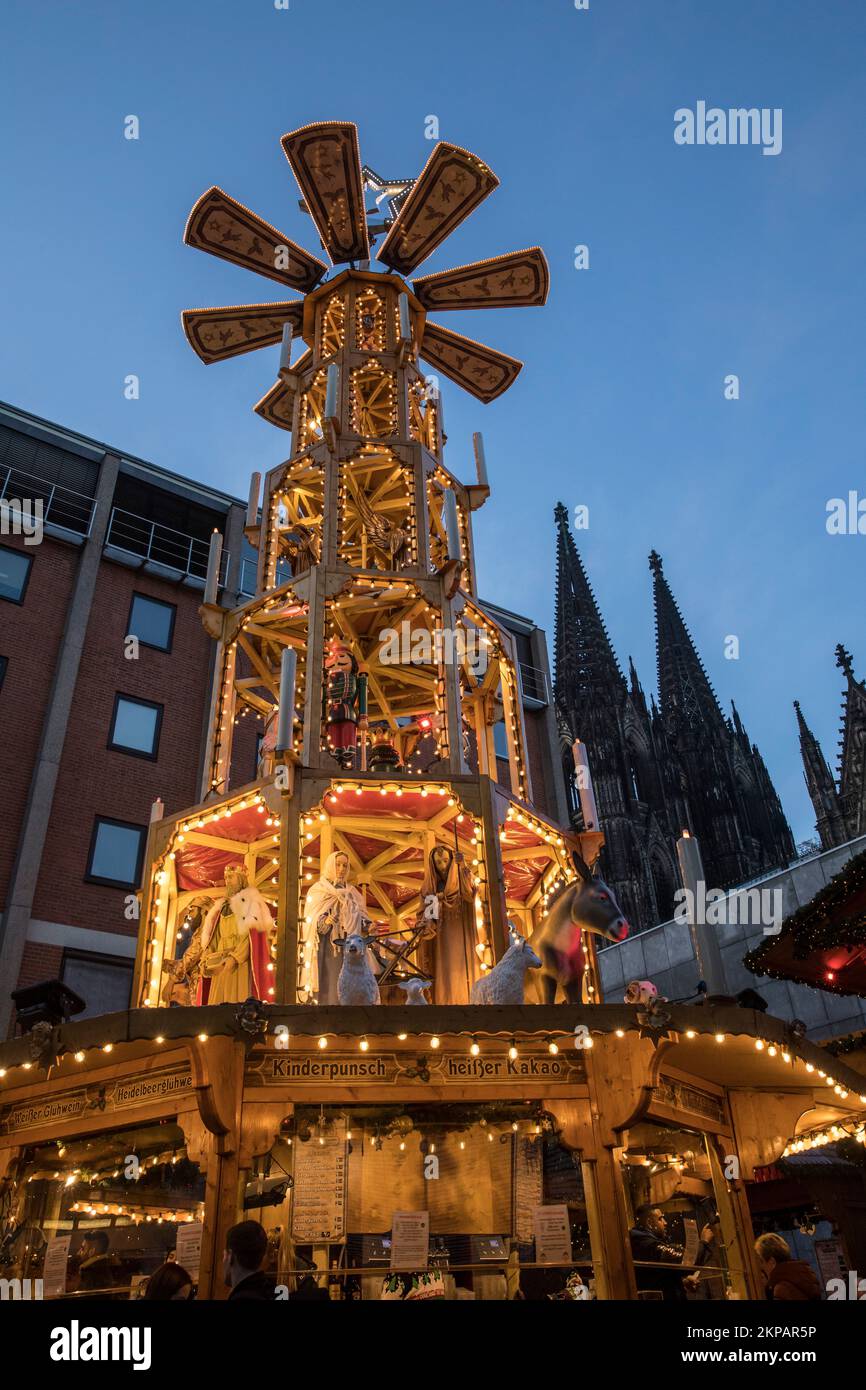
[744,847,866,996]
[2,1002,865,1110]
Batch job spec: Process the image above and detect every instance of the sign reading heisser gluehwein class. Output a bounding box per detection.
[246,1049,585,1086]
[0,1066,193,1136]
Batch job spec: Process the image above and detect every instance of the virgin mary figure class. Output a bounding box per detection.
[421,844,479,1004]
[301,851,370,1004]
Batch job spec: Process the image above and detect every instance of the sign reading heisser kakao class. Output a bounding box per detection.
[246,1049,585,1087]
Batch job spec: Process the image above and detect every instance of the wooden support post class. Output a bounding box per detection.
[278,785,301,1004]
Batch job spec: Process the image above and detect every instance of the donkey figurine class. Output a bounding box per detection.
[530,853,629,1003]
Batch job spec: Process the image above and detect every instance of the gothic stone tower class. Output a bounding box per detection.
[133,123,605,1014]
[553,506,681,931]
[554,513,794,931]
[797,644,866,849]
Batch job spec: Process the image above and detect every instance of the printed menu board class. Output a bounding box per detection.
[513,1138,543,1243]
[292,1137,347,1241]
[390,1211,430,1269]
[42,1235,72,1298]
[175,1220,203,1280]
[533,1204,572,1265]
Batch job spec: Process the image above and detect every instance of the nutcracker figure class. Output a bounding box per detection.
[324,638,366,769]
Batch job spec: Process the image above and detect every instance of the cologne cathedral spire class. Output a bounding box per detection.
[554,503,625,714]
[835,644,866,838]
[552,519,794,934]
[795,699,846,850]
[650,550,794,890]
[553,510,682,931]
[799,645,866,849]
[650,550,726,739]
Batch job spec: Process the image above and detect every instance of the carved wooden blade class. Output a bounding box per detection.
[280,121,369,265]
[413,248,549,311]
[420,322,522,403]
[182,301,304,364]
[378,143,499,276]
[184,187,327,291]
[253,350,312,430]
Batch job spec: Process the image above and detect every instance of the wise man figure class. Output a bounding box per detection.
[196,864,273,1005]
[302,851,370,1005]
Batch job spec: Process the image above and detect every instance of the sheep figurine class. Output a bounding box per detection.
[470,935,542,1005]
[335,933,380,1005]
[396,978,432,1005]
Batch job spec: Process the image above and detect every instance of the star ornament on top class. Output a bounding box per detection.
[180,120,550,418]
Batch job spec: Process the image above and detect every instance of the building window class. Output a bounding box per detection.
[86,817,146,889]
[127,592,176,652]
[109,693,163,759]
[493,721,509,759]
[0,545,33,604]
[0,655,6,691]
[61,950,133,1019]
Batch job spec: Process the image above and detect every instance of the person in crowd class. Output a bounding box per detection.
[144,1261,195,1300]
[76,1230,116,1292]
[754,1232,822,1301]
[628,1205,715,1300]
[223,1220,276,1300]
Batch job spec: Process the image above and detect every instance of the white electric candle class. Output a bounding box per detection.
[246,472,261,527]
[443,490,461,560]
[571,739,599,831]
[276,647,297,752]
[203,529,222,605]
[473,432,489,488]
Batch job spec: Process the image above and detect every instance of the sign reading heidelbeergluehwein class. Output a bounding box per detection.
[0,1066,193,1136]
[246,1050,585,1086]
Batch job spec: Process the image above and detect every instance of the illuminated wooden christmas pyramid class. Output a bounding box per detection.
[132,121,607,1014]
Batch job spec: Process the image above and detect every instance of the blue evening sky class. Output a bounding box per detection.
[2,0,864,841]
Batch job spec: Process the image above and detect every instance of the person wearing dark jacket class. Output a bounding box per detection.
[629,1205,714,1301]
[76,1231,117,1292]
[754,1233,822,1301]
[223,1220,276,1301]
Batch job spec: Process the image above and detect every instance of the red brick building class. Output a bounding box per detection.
[0,401,563,1029]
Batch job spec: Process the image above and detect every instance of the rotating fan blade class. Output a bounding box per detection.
[420,322,522,404]
[254,350,312,430]
[185,187,327,291]
[377,143,499,276]
[182,301,304,364]
[413,248,549,311]
[280,121,369,265]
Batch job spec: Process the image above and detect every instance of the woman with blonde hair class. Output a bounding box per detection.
[754,1232,821,1301]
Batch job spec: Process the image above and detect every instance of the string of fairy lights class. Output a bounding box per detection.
[348,361,399,438]
[407,377,439,455]
[335,446,418,569]
[782,1119,866,1156]
[263,457,324,591]
[3,1015,866,1119]
[320,291,346,358]
[142,790,280,1007]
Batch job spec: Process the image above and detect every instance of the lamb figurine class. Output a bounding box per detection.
[335,933,381,1005]
[396,978,432,1005]
[470,934,542,1005]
